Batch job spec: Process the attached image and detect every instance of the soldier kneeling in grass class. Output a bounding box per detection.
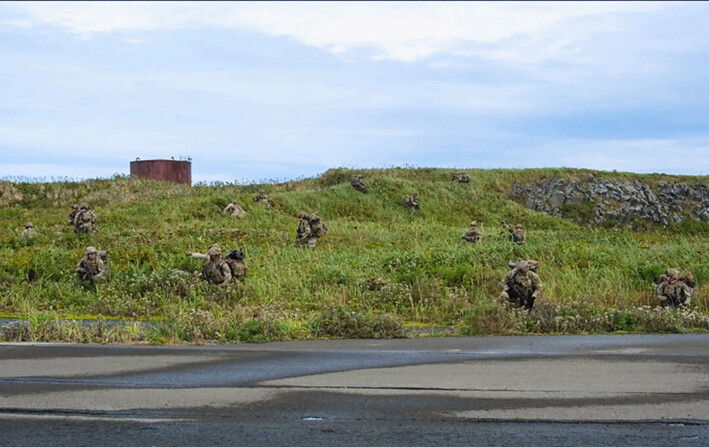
[402,192,420,214]
[75,246,107,289]
[186,244,235,286]
[461,220,482,243]
[499,260,542,310]
[296,212,328,249]
[657,268,694,308]
[21,222,38,239]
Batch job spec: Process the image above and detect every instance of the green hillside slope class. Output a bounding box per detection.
[1,167,708,343]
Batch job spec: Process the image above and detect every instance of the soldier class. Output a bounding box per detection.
[461,220,482,243]
[224,249,248,283]
[510,223,526,245]
[21,222,38,239]
[657,268,693,308]
[351,175,367,193]
[296,212,314,248]
[296,212,327,248]
[74,205,97,234]
[452,172,471,183]
[284,183,294,191]
[75,246,107,287]
[186,244,232,286]
[67,205,79,226]
[254,190,273,208]
[309,212,327,238]
[223,200,247,219]
[402,192,420,214]
[499,260,542,310]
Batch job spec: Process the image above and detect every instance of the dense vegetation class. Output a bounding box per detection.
[1,167,708,343]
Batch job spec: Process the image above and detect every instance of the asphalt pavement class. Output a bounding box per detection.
[0,334,707,446]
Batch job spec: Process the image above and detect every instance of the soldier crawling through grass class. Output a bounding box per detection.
[350,175,367,193]
[452,172,471,183]
[254,190,273,208]
[223,199,247,219]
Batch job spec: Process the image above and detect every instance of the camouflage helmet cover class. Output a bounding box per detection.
[207,244,222,256]
[470,220,477,226]
[515,224,523,229]
[85,246,98,255]
[515,260,529,273]
[297,212,307,219]
[24,222,32,228]
[309,213,320,221]
[666,268,679,279]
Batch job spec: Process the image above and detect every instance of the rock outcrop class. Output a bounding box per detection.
[511,177,709,227]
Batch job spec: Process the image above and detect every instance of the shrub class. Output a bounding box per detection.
[313,306,404,339]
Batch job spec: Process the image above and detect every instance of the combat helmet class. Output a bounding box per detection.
[666,268,679,280]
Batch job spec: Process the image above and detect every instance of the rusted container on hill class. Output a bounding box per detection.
[130,158,191,185]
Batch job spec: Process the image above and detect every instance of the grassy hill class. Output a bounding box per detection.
[1,167,708,343]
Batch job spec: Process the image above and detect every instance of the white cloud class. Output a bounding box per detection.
[0,163,126,181]
[529,138,709,175]
[6,1,666,62]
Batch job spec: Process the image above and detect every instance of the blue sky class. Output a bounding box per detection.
[1,2,708,183]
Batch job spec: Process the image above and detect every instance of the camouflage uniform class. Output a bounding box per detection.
[223,249,248,283]
[452,172,471,183]
[462,221,482,243]
[296,212,327,248]
[199,244,232,286]
[402,193,420,214]
[223,200,247,219]
[67,205,79,226]
[21,222,38,239]
[511,224,526,245]
[499,260,542,310]
[74,205,97,234]
[75,246,107,283]
[351,175,367,193]
[657,268,693,308]
[254,190,273,208]
[296,212,314,247]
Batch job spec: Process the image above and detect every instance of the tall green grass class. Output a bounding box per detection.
[1,168,708,343]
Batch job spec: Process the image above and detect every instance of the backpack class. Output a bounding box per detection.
[225,250,247,280]
[310,218,327,238]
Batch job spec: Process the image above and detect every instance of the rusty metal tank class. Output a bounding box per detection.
[130,158,192,185]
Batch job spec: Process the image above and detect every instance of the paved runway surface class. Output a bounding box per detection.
[1,334,707,446]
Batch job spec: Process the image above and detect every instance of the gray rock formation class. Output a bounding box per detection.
[511,178,709,227]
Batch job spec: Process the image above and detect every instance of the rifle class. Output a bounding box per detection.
[80,260,96,289]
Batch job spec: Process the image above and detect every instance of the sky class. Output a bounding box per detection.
[1,1,709,183]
